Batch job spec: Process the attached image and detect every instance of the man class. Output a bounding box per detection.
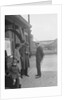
[35,43,44,78]
[24,42,30,77]
[19,42,25,78]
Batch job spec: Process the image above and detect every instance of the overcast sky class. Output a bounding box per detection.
[30,14,57,41]
[22,14,57,41]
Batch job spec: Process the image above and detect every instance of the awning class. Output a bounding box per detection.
[5,15,32,29]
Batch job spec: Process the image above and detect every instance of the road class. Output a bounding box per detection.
[20,55,57,88]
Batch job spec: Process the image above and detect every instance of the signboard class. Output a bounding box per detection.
[5,38,12,56]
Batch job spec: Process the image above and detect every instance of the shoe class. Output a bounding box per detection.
[25,74,29,77]
[19,84,21,88]
[35,75,41,79]
[21,76,23,78]
[35,74,39,76]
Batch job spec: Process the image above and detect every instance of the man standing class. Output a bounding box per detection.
[35,43,44,78]
[19,42,25,78]
[24,42,30,77]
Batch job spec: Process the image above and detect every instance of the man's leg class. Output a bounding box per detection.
[20,58,23,77]
[36,61,39,76]
[24,57,29,77]
[37,62,41,76]
[35,61,41,78]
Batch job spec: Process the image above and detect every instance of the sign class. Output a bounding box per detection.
[5,38,12,56]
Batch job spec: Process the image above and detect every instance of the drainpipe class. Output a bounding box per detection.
[28,14,31,56]
[28,15,30,24]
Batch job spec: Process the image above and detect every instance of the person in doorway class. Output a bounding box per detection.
[35,43,44,78]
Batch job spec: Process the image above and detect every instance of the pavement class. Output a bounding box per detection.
[20,55,57,88]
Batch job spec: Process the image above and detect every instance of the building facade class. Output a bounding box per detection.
[5,15,32,56]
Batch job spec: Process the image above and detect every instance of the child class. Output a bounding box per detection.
[9,58,21,88]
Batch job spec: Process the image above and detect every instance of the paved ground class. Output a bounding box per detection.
[20,55,57,88]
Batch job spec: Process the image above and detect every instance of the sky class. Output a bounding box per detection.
[22,14,57,41]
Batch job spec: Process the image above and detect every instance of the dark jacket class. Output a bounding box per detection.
[36,46,44,63]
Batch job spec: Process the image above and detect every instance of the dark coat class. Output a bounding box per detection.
[36,46,44,63]
[19,46,26,69]
[19,45,25,57]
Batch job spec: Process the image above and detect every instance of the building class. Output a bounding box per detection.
[5,15,32,56]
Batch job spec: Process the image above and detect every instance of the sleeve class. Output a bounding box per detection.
[40,47,44,59]
[14,49,18,59]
